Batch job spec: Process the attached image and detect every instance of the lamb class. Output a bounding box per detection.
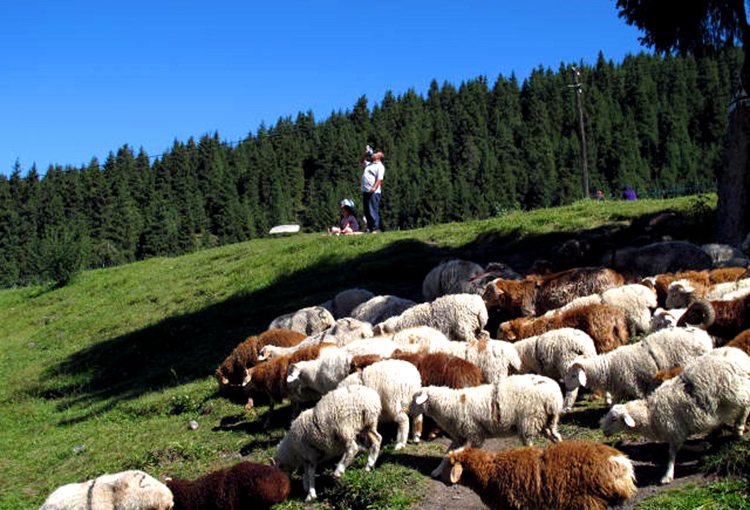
[513,328,597,408]
[319,287,375,319]
[563,326,713,411]
[375,293,489,342]
[677,295,750,343]
[498,303,629,354]
[215,329,305,395]
[272,384,383,501]
[601,348,750,483]
[422,259,485,301]
[350,295,416,325]
[411,374,563,478]
[165,461,290,510]
[483,266,624,317]
[258,318,373,360]
[268,305,335,335]
[40,470,173,510]
[445,338,522,383]
[445,440,637,510]
[338,359,423,449]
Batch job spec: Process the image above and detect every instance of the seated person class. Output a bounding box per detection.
[328,198,360,234]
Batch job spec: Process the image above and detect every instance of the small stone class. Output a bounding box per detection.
[188,420,199,430]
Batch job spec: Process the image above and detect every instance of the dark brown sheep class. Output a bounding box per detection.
[165,461,290,510]
[497,303,629,354]
[446,441,636,510]
[483,267,624,317]
[677,296,750,344]
[215,329,305,395]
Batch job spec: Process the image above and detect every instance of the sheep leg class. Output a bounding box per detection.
[303,463,318,501]
[333,439,360,478]
[544,413,562,443]
[431,439,469,479]
[262,402,275,430]
[411,412,423,443]
[394,412,410,450]
[364,430,382,471]
[562,387,580,413]
[661,441,683,484]
[734,406,750,436]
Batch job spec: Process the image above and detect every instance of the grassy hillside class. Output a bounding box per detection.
[1,195,747,509]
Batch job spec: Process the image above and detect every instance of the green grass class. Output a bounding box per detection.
[636,479,750,509]
[1,194,744,509]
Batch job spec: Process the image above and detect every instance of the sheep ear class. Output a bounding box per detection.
[287,365,301,383]
[577,367,587,387]
[449,462,463,484]
[623,412,636,428]
[242,368,253,386]
[415,393,428,406]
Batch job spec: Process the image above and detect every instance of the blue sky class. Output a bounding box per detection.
[1,1,646,175]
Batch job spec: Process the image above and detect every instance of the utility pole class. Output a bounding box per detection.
[569,65,590,199]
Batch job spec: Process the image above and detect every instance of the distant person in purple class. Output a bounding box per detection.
[621,185,637,201]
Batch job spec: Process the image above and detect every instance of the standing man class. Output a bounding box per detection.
[360,146,385,233]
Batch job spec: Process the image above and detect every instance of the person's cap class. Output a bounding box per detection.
[371,151,384,160]
[339,198,355,208]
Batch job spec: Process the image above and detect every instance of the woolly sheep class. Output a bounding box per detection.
[259,318,373,360]
[268,306,335,336]
[350,295,416,325]
[376,293,489,342]
[40,470,173,510]
[215,329,306,395]
[411,375,563,478]
[483,266,624,317]
[602,240,713,278]
[165,461,290,510]
[273,384,383,501]
[286,347,354,398]
[445,338,522,383]
[564,326,713,411]
[601,348,750,483]
[677,295,750,342]
[338,359,423,449]
[388,325,454,353]
[498,303,629,354]
[446,440,637,510]
[422,259,485,301]
[319,288,375,319]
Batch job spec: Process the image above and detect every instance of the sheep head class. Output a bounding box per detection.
[601,404,637,437]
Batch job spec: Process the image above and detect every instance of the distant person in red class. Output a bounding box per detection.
[621,185,637,201]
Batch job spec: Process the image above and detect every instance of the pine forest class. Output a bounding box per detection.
[0,49,742,288]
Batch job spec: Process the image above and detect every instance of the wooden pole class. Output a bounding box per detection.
[570,66,590,199]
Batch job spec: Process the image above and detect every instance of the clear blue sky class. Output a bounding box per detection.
[1,1,646,175]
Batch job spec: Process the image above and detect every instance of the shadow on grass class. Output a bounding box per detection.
[24,205,704,424]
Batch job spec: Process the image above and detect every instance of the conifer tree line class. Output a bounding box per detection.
[0,49,742,288]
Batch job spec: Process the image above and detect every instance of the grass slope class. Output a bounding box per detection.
[1,196,746,509]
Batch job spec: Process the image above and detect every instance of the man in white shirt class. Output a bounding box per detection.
[359,149,385,232]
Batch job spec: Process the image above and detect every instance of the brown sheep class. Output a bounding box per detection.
[483,267,624,317]
[446,441,636,510]
[497,303,629,354]
[215,329,306,396]
[677,296,750,344]
[726,329,750,355]
[652,267,749,307]
[244,343,336,426]
[165,461,290,510]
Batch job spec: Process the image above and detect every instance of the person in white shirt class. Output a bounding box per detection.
[359,149,385,232]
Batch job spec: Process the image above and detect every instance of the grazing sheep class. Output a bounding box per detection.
[215,329,306,395]
[351,351,486,389]
[677,295,750,343]
[513,328,597,409]
[319,288,375,319]
[602,240,713,279]
[259,318,373,360]
[452,262,525,297]
[40,470,173,510]
[601,348,750,483]
[445,338,522,383]
[338,359,423,449]
[286,347,354,398]
[446,441,637,510]
[483,267,624,317]
[377,294,489,342]
[273,384,383,501]
[498,303,629,354]
[422,259,485,301]
[243,343,336,424]
[165,461,290,510]
[564,326,713,411]
[350,295,416,325]
[268,306,335,336]
[411,375,563,478]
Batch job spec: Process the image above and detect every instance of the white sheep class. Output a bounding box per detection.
[40,470,174,510]
[411,374,563,478]
[273,384,383,501]
[601,347,750,483]
[388,326,454,353]
[445,338,522,383]
[338,359,423,449]
[649,307,685,332]
[268,306,335,336]
[350,295,416,325]
[564,326,714,411]
[259,317,373,360]
[513,328,597,409]
[319,288,375,319]
[286,347,353,398]
[376,293,489,342]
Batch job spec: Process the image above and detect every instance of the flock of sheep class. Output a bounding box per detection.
[40,238,750,510]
